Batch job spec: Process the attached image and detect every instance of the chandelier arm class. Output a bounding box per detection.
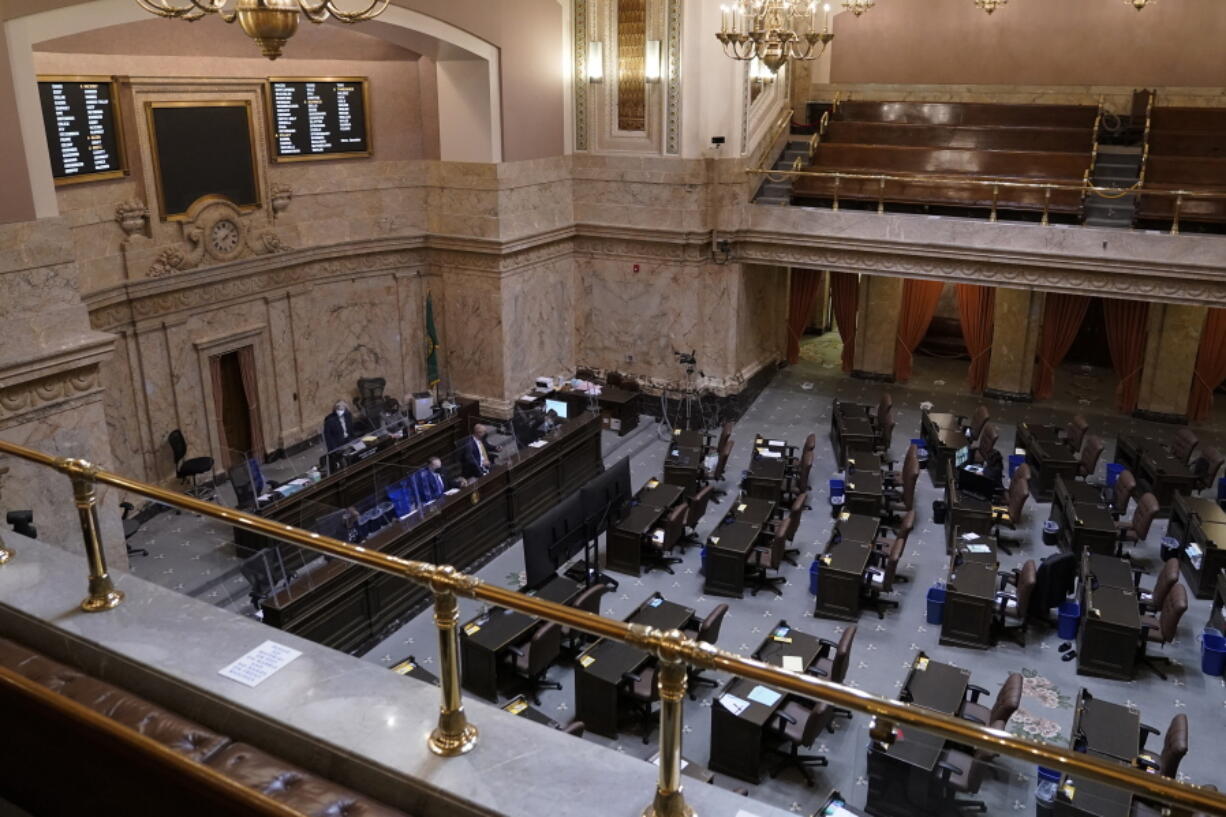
[132,0,207,19]
[186,0,230,17]
[322,0,391,23]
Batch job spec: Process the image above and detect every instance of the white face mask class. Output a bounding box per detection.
[336,408,345,416]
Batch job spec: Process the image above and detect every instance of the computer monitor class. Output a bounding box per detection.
[955,445,970,469]
[545,398,569,419]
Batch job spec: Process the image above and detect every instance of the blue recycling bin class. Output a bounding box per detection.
[1106,462,1124,488]
[809,560,820,596]
[1058,600,1081,640]
[1201,628,1226,676]
[699,546,707,577]
[926,585,946,625]
[1218,476,1226,501]
[829,478,845,498]
[1008,454,1026,478]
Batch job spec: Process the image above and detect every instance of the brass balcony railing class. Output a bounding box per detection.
[1,436,1224,817]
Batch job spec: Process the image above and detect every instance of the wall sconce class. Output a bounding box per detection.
[587,41,604,82]
[646,40,662,82]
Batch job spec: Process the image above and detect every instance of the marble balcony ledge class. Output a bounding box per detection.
[0,532,792,817]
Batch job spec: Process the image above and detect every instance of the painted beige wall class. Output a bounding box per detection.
[0,26,37,224]
[830,0,1226,87]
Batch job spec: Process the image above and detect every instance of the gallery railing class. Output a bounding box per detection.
[0,436,1223,817]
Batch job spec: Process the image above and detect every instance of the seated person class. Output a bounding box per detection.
[461,424,498,479]
[412,456,460,504]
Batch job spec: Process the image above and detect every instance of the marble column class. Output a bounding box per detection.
[0,30,36,224]
[0,217,123,566]
[1134,303,1207,423]
[985,288,1043,401]
[852,274,902,380]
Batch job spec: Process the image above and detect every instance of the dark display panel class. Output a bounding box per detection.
[267,78,371,162]
[148,102,260,219]
[38,77,125,184]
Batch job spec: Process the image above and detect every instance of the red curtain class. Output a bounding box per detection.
[893,279,944,382]
[956,284,995,393]
[786,269,824,365]
[237,346,266,462]
[1102,299,1149,414]
[1188,308,1226,422]
[829,272,859,372]
[208,356,230,466]
[1033,293,1090,400]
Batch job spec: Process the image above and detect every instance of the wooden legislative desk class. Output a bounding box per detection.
[260,411,604,653]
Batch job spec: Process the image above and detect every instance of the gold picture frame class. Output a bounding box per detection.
[264,76,372,163]
[145,100,262,222]
[38,75,129,187]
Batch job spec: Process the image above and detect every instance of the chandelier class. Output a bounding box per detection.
[1125,0,1154,8]
[132,0,390,60]
[717,1,835,75]
[974,0,1007,12]
[842,0,874,16]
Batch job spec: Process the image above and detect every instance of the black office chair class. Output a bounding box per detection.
[643,503,687,575]
[505,621,563,705]
[168,429,214,501]
[680,485,714,552]
[765,696,832,787]
[682,603,728,698]
[120,502,148,557]
[562,583,610,654]
[746,526,788,596]
[936,748,988,813]
[862,537,903,619]
[621,664,660,743]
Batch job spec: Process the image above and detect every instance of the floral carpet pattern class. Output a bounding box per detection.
[1007,668,1075,745]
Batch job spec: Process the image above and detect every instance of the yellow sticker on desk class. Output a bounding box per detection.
[916,656,930,671]
[709,536,720,545]
[504,699,528,715]
[393,662,415,675]
[647,479,660,488]
[463,623,481,636]
[579,655,596,668]
[737,503,747,513]
[839,512,850,521]
[772,635,793,643]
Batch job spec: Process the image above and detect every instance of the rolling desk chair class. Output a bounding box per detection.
[1169,428,1199,465]
[683,603,729,697]
[504,621,563,705]
[1065,414,1090,452]
[1108,469,1137,518]
[784,449,814,509]
[644,503,688,575]
[802,432,817,455]
[562,583,611,653]
[991,474,1031,555]
[1076,435,1104,479]
[875,509,915,554]
[960,673,1021,774]
[680,485,714,552]
[746,526,788,596]
[874,392,893,424]
[883,455,919,523]
[883,443,918,489]
[862,537,904,619]
[960,405,991,444]
[1138,583,1187,680]
[1136,713,1188,778]
[168,429,214,501]
[993,560,1037,645]
[766,492,807,566]
[936,748,989,813]
[874,404,896,456]
[710,437,734,500]
[970,423,999,465]
[812,626,856,722]
[120,502,148,558]
[1117,492,1160,555]
[621,664,660,743]
[561,720,586,738]
[765,696,833,786]
[1192,446,1224,493]
[717,420,734,452]
[1135,558,1180,614]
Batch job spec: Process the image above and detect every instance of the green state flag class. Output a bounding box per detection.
[425,292,440,388]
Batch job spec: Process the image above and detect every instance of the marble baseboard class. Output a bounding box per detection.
[984,388,1034,403]
[852,369,895,383]
[1131,409,1188,425]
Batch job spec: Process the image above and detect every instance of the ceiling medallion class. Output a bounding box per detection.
[132,0,390,60]
[974,0,1007,13]
[842,0,874,16]
[1125,0,1154,8]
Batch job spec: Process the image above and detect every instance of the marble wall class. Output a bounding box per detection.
[986,288,1043,400]
[1135,303,1207,421]
[853,275,902,379]
[501,252,577,401]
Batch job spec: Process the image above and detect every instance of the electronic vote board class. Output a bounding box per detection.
[38,77,125,184]
[267,78,370,161]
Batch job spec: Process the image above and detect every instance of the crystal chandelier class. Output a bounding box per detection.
[717,1,835,75]
[1125,0,1154,8]
[132,0,390,60]
[842,0,874,16]
[974,0,1007,12]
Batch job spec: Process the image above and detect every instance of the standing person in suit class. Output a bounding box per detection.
[460,423,496,479]
[322,401,358,453]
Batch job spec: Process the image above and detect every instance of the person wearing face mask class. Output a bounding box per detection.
[323,400,358,453]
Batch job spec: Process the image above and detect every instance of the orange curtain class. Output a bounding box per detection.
[1188,308,1226,422]
[237,346,266,461]
[956,284,995,393]
[209,355,229,465]
[1033,293,1090,400]
[829,272,858,372]
[1102,299,1149,414]
[786,269,824,365]
[893,279,944,382]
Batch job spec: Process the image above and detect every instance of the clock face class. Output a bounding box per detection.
[209,219,241,255]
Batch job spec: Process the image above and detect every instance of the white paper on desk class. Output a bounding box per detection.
[747,685,782,707]
[528,440,548,448]
[218,640,301,688]
[768,439,786,447]
[960,532,980,541]
[781,655,804,672]
[757,449,782,459]
[444,488,460,496]
[966,543,992,554]
[719,694,750,715]
[350,441,366,452]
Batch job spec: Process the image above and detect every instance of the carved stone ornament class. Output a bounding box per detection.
[146,196,292,278]
[270,184,294,215]
[114,200,149,237]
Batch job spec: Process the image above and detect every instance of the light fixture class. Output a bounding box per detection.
[1125,0,1154,8]
[717,1,834,75]
[974,0,1007,12]
[841,0,874,16]
[132,0,390,60]
[587,41,604,83]
[645,40,662,83]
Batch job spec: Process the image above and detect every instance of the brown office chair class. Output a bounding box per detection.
[765,696,832,787]
[884,456,919,521]
[1137,714,1188,779]
[961,405,991,443]
[560,720,586,738]
[1076,435,1104,479]
[874,404,896,455]
[862,537,904,619]
[1192,446,1224,492]
[960,673,1022,729]
[1135,558,1180,614]
[562,583,611,653]
[766,493,806,566]
[1109,469,1137,519]
[710,437,734,499]
[874,392,893,423]
[971,423,999,465]
[680,485,714,551]
[936,748,989,813]
[812,626,856,722]
[1011,462,1031,484]
[1138,583,1187,680]
[993,560,1037,645]
[717,420,734,452]
[1170,428,1199,464]
[785,449,814,509]
[644,503,687,575]
[802,432,817,455]
[882,444,917,488]
[683,603,728,697]
[504,621,563,705]
[876,509,915,553]
[1117,492,1159,553]
[747,526,788,597]
[1065,414,1090,452]
[621,664,659,743]
[991,475,1031,555]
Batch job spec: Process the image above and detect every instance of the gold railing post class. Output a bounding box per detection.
[643,630,694,817]
[427,565,479,756]
[990,185,1000,222]
[1042,186,1052,226]
[63,459,124,612]
[1171,193,1183,235]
